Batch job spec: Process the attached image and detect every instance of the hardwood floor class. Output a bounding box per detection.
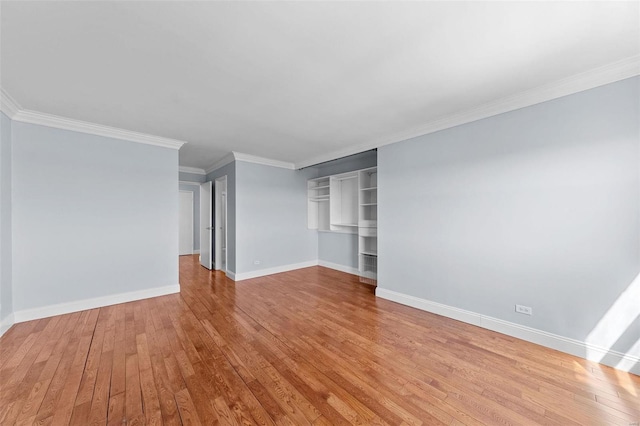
[1,255,638,425]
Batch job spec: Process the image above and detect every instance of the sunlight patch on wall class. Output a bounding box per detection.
[585,273,640,363]
[616,338,640,372]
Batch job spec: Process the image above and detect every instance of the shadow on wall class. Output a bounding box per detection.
[585,272,640,374]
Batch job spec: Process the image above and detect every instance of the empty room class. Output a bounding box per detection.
[0,1,639,425]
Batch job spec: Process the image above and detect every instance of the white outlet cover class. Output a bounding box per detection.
[515,304,533,315]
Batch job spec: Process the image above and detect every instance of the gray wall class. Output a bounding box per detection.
[378,77,639,354]
[315,150,377,269]
[235,161,318,275]
[12,121,179,312]
[206,162,236,273]
[0,112,13,325]
[179,171,206,183]
[318,232,358,269]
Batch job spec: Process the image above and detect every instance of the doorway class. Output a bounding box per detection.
[179,190,194,255]
[215,176,228,272]
[199,181,213,269]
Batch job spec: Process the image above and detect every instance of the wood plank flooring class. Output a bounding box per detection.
[1,254,638,425]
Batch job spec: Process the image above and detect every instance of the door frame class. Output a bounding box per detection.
[214,176,228,272]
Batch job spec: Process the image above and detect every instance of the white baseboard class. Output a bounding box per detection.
[0,313,15,337]
[230,259,361,281]
[376,288,640,376]
[193,249,200,254]
[226,271,236,280]
[13,284,180,324]
[318,260,360,276]
[232,260,318,281]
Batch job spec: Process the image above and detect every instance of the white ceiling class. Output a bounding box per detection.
[1,1,639,170]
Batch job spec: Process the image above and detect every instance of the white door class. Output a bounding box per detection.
[200,181,213,269]
[178,191,194,255]
[215,176,227,272]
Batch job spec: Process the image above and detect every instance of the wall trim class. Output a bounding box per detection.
[13,284,180,323]
[0,313,15,337]
[204,151,296,175]
[232,152,295,170]
[375,288,640,375]
[231,260,318,281]
[231,259,361,281]
[1,88,186,150]
[0,88,20,118]
[5,55,639,169]
[179,166,206,175]
[12,109,186,150]
[179,180,202,186]
[226,271,237,280]
[205,152,235,174]
[295,55,640,169]
[318,260,360,276]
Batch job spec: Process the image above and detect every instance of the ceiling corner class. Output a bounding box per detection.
[232,152,295,170]
[179,166,206,175]
[0,88,21,119]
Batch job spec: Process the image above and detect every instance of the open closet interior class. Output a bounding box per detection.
[308,164,378,282]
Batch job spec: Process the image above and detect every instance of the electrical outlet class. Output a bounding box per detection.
[254,260,261,265]
[515,304,532,315]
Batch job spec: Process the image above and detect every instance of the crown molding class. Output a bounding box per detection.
[1,87,186,150]
[232,151,295,170]
[5,54,638,166]
[295,55,640,169]
[12,109,186,150]
[0,88,21,119]
[179,166,206,175]
[205,152,236,174]
[204,151,296,175]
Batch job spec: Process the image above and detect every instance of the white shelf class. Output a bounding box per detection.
[358,168,377,281]
[359,220,377,227]
[307,177,330,230]
[331,223,358,227]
